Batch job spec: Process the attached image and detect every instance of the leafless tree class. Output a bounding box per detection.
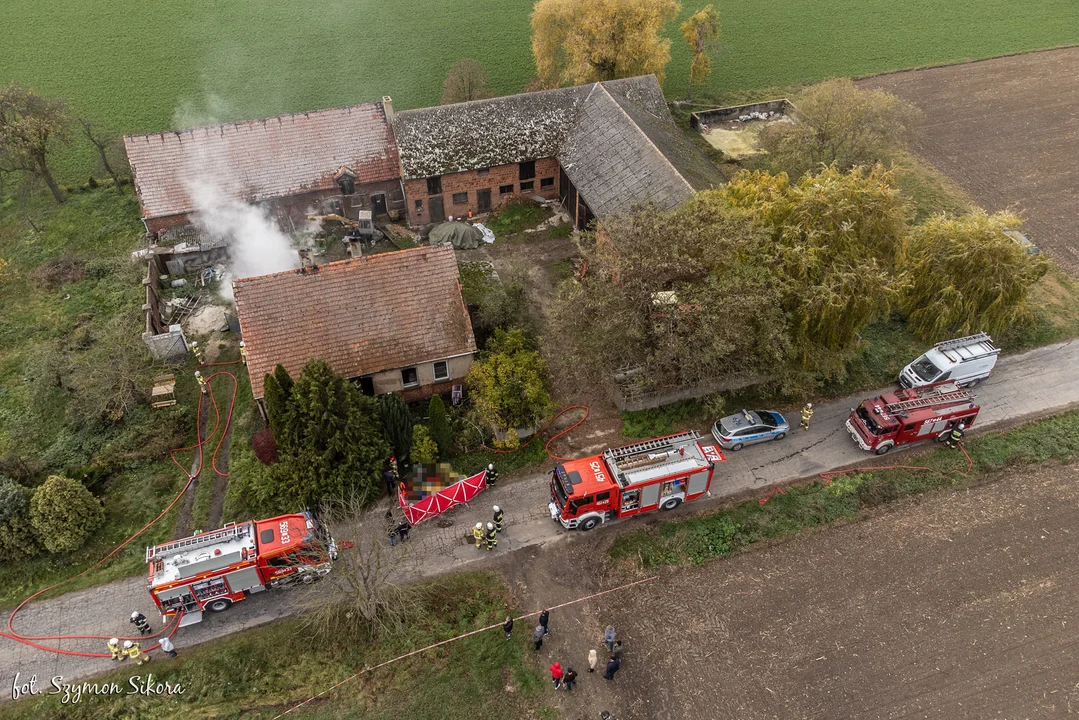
[296,495,427,643]
[78,118,126,195]
[0,82,72,204]
[441,59,492,105]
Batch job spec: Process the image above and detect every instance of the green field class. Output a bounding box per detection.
[2,0,1076,179]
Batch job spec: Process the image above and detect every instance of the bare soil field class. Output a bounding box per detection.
[493,460,1079,719]
[859,47,1079,275]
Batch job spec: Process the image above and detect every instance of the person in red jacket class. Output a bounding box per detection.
[549,660,563,689]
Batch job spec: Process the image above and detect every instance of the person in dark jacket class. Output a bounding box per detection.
[612,640,624,660]
[562,667,578,691]
[503,616,514,640]
[604,655,621,680]
[539,609,550,636]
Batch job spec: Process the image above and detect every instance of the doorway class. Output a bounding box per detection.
[371,193,387,216]
[477,188,491,213]
[429,196,446,222]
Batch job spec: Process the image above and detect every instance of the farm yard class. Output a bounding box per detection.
[860,47,1079,276]
[2,0,1078,178]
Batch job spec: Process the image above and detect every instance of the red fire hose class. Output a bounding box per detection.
[481,405,590,462]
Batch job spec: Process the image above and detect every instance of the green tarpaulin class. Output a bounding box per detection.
[429,221,484,250]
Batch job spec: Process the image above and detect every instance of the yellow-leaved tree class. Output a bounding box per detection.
[680,5,720,101]
[531,0,681,87]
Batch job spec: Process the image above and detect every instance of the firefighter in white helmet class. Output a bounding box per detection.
[485,463,498,486]
[190,340,205,365]
[239,341,247,366]
[107,637,122,660]
[800,402,814,431]
[945,422,966,449]
[485,522,498,551]
[124,639,150,666]
[195,370,209,395]
[130,610,151,635]
[473,522,484,549]
[493,505,504,533]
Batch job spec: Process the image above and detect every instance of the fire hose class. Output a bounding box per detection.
[0,363,242,657]
[480,404,590,462]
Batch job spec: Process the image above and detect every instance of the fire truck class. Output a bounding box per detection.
[548,431,725,530]
[146,511,337,627]
[846,382,981,455]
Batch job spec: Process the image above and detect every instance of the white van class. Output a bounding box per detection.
[899,333,999,389]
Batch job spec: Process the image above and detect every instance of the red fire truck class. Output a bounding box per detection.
[548,431,725,531]
[146,511,337,626]
[846,382,980,455]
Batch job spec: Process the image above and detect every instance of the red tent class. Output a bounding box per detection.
[398,469,488,526]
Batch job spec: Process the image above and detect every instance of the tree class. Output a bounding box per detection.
[427,394,452,458]
[901,211,1049,341]
[759,79,922,178]
[680,5,720,101]
[0,476,26,524]
[29,475,104,553]
[410,425,439,465]
[379,393,413,462]
[0,82,72,204]
[77,118,126,195]
[263,365,294,453]
[441,59,492,104]
[531,0,681,87]
[466,328,551,446]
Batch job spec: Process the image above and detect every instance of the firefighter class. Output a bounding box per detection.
[945,423,966,449]
[130,611,151,635]
[238,341,247,366]
[800,402,814,431]
[190,340,205,365]
[473,522,485,549]
[124,640,150,666]
[485,463,498,486]
[390,456,400,480]
[493,505,504,533]
[485,521,497,551]
[194,370,209,395]
[107,637,123,661]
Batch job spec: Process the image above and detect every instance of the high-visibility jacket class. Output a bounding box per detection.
[950,427,964,442]
[125,643,143,660]
[485,527,498,548]
[493,509,504,532]
[107,640,122,659]
[473,526,485,547]
[801,406,814,422]
[485,468,498,485]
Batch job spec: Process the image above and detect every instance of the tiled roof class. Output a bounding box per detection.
[234,246,475,399]
[393,86,590,179]
[124,103,401,220]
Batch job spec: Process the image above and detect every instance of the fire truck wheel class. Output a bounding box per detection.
[729,443,744,452]
[206,598,233,613]
[580,517,599,531]
[661,497,682,511]
[874,442,893,456]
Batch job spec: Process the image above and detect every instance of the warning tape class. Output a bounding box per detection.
[272,575,657,718]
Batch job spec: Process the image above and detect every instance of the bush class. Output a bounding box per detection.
[410,425,438,465]
[427,395,452,457]
[28,475,104,554]
[466,328,551,437]
[379,393,413,462]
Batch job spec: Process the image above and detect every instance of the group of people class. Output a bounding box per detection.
[473,503,504,551]
[504,608,626,692]
[104,611,178,664]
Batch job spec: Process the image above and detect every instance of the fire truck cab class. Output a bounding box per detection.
[846,382,980,455]
[146,511,336,626]
[549,431,724,530]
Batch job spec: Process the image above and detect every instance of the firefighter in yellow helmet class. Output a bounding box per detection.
[107,637,122,660]
[124,640,151,666]
[800,402,814,431]
[239,341,247,366]
[473,522,485,549]
[485,522,498,551]
[195,370,209,395]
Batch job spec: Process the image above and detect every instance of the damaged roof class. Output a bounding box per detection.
[234,246,475,399]
[124,102,401,221]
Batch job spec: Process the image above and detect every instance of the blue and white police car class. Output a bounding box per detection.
[711,409,790,451]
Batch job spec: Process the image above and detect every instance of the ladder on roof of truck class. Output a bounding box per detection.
[935,332,991,353]
[606,431,701,464]
[885,388,974,414]
[145,523,247,563]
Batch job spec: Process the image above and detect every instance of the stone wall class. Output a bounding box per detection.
[689,99,797,131]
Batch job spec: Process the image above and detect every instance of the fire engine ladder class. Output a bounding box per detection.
[145,523,247,563]
[606,430,701,465]
[935,332,990,352]
[885,389,974,414]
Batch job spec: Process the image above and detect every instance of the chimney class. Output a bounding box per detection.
[382,96,394,124]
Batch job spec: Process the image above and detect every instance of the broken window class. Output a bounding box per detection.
[452,192,468,205]
[433,361,449,380]
[519,161,535,180]
[401,367,419,387]
[415,199,423,211]
[540,177,554,188]
[337,175,355,195]
[520,180,534,192]
[427,176,442,195]
[499,184,514,195]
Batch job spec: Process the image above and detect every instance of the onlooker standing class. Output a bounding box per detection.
[549,661,563,689]
[604,625,616,652]
[533,624,545,650]
[503,616,514,640]
[612,640,623,661]
[604,655,621,681]
[539,609,550,636]
[158,636,177,658]
[588,648,598,673]
[562,666,578,691]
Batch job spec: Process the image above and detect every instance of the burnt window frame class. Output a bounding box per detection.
[426,176,442,196]
[519,160,536,181]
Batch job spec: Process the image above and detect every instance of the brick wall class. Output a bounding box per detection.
[404,157,561,227]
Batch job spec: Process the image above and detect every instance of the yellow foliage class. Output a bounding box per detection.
[680,5,720,99]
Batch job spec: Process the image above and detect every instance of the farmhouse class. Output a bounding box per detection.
[394,75,724,229]
[124,99,404,233]
[233,245,476,407]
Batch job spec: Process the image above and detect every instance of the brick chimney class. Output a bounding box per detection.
[382,96,394,124]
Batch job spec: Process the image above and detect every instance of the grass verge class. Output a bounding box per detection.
[611,408,1079,568]
[6,573,548,719]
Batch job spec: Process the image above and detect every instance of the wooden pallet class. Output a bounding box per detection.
[151,373,177,408]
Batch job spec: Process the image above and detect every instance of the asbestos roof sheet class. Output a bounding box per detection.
[234,246,475,399]
[124,103,401,220]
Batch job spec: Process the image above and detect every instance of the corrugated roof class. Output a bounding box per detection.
[234,246,475,399]
[124,103,401,220]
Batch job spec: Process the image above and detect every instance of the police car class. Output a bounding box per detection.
[711,409,789,451]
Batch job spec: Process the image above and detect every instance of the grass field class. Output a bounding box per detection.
[2,0,1076,179]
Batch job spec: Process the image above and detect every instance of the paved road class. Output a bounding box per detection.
[2,339,1077,697]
